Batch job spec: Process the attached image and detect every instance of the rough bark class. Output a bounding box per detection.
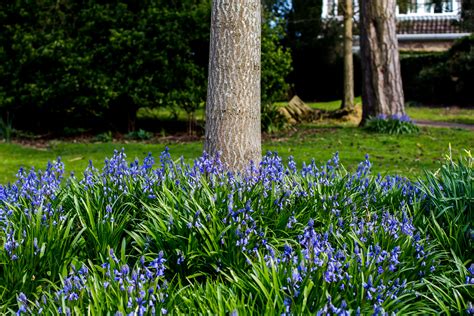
[341,0,354,109]
[204,0,262,172]
[359,0,405,125]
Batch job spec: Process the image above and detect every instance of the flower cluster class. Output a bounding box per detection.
[375,113,412,122]
[17,249,168,316]
[1,149,471,314]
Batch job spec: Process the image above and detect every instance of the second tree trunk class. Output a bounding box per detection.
[359,0,405,123]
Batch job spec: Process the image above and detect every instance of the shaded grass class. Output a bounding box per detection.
[0,125,472,184]
[139,98,473,130]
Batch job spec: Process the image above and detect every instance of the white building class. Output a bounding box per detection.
[322,0,462,19]
[321,0,470,51]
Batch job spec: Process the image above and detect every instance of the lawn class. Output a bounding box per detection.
[0,125,472,184]
[276,97,474,125]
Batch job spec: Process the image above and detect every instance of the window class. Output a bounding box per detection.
[427,0,454,13]
[398,0,418,14]
[396,0,457,14]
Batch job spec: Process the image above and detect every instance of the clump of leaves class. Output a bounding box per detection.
[261,103,289,133]
[365,114,419,135]
[94,131,113,142]
[125,129,153,141]
[417,148,473,260]
[0,114,14,142]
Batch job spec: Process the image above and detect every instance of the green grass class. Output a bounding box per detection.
[301,97,473,125]
[140,98,473,126]
[276,97,473,125]
[0,142,202,184]
[137,105,206,121]
[0,125,472,184]
[405,106,474,125]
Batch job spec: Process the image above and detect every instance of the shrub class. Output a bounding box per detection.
[401,35,474,106]
[0,1,292,134]
[125,129,153,141]
[0,113,13,142]
[365,114,420,135]
[94,131,113,143]
[261,103,289,133]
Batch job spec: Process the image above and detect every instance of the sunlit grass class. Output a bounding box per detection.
[0,125,472,183]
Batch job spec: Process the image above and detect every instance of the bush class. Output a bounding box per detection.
[1,150,473,314]
[125,129,153,141]
[0,1,292,135]
[261,103,289,133]
[94,131,113,143]
[365,114,420,135]
[401,35,474,106]
[0,113,13,142]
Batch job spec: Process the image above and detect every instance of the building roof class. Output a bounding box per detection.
[396,15,464,34]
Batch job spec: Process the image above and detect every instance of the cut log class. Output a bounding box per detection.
[278,96,322,123]
[277,95,361,125]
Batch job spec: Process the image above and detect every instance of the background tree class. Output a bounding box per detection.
[341,0,354,109]
[0,0,210,133]
[461,0,474,31]
[0,0,290,136]
[284,0,362,102]
[359,0,405,124]
[204,0,262,171]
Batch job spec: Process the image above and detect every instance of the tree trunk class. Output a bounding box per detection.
[341,0,354,109]
[204,0,262,172]
[359,0,405,125]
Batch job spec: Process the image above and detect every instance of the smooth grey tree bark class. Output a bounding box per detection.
[359,0,405,124]
[204,0,262,171]
[341,0,354,109]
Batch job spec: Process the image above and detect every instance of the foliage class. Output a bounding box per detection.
[401,35,474,106]
[94,131,113,143]
[261,102,289,133]
[261,10,292,105]
[365,114,420,135]
[418,149,473,261]
[260,8,292,134]
[461,0,474,31]
[283,0,363,101]
[125,129,153,141]
[0,0,205,132]
[0,149,473,314]
[0,1,291,134]
[0,113,14,142]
